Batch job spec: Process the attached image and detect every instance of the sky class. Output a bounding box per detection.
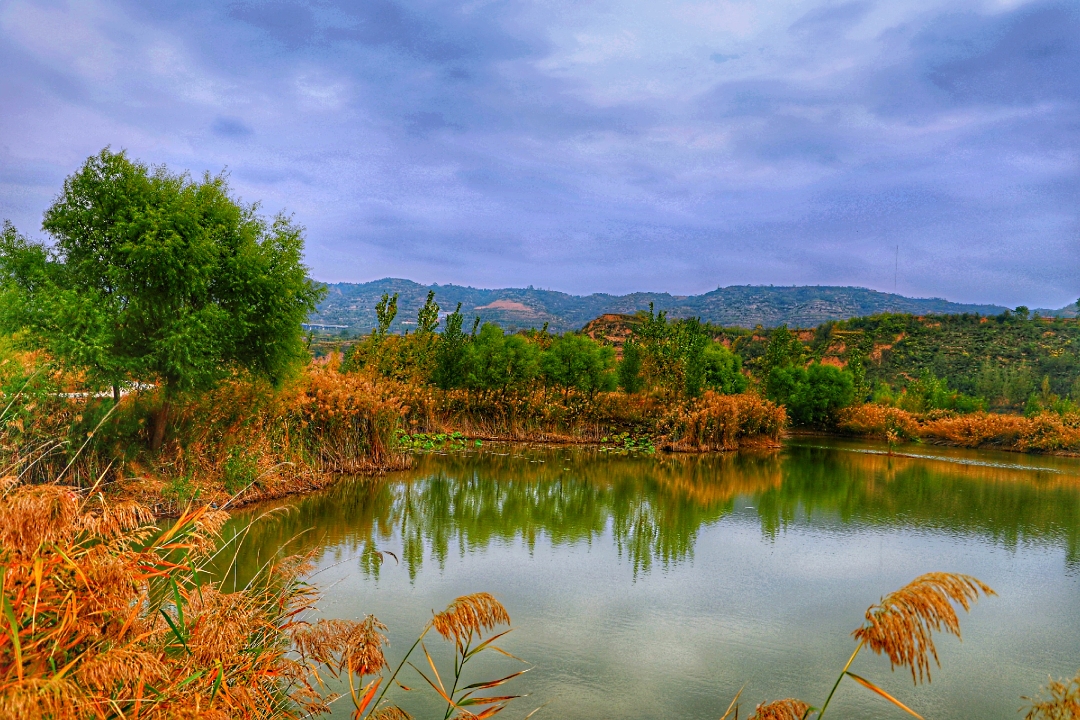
[0,0,1077,307]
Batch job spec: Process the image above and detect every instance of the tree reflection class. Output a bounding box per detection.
[211,444,1080,588]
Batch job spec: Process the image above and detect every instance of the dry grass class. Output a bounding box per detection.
[666,391,786,452]
[0,474,525,719]
[749,571,996,720]
[853,572,994,684]
[1023,670,1080,720]
[749,698,811,720]
[0,478,348,719]
[838,404,1080,454]
[431,592,511,649]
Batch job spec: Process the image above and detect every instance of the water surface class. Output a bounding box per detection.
[217,439,1080,719]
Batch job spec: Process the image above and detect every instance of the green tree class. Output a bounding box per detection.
[417,290,440,335]
[433,303,470,390]
[701,342,747,394]
[466,324,539,393]
[0,149,324,449]
[676,318,710,398]
[618,339,643,394]
[375,292,399,336]
[761,325,804,379]
[540,334,616,396]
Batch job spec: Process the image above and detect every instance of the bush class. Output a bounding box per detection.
[540,333,616,395]
[766,362,854,427]
[702,342,747,394]
[666,391,785,451]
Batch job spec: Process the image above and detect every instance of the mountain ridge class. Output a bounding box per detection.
[310,279,1075,334]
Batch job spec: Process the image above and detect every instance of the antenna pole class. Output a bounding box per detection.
[894,245,898,293]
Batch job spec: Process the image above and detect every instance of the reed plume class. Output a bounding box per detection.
[293,615,389,678]
[369,707,415,720]
[432,592,511,647]
[749,698,810,720]
[1023,670,1080,720]
[852,572,994,684]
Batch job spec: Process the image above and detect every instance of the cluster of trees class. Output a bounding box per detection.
[346,291,618,395]
[345,298,748,400]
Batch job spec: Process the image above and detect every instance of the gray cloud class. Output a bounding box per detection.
[0,0,1076,307]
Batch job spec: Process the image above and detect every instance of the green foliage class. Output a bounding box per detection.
[618,339,643,394]
[466,323,539,392]
[396,430,469,452]
[838,313,1080,405]
[701,342,747,394]
[416,290,440,334]
[375,292,398,336]
[222,447,259,494]
[1024,376,1078,417]
[628,305,739,398]
[0,149,324,400]
[766,362,854,426]
[974,362,1035,409]
[761,325,804,377]
[434,303,470,390]
[540,333,616,395]
[598,432,655,454]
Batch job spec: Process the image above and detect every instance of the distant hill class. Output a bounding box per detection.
[312,279,1019,333]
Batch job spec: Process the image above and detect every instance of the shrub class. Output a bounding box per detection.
[540,333,616,395]
[766,362,854,427]
[666,392,785,451]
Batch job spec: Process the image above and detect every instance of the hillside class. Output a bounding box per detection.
[311,279,1016,333]
[580,311,1080,407]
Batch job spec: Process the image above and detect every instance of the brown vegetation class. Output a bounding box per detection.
[665,391,786,452]
[838,404,1080,454]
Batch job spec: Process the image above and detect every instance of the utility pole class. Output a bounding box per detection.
[894,245,898,294]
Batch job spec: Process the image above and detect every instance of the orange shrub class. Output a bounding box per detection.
[667,391,786,452]
[837,404,920,441]
[838,404,1080,454]
[920,412,1080,453]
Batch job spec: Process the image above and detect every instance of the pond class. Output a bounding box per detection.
[214,439,1080,719]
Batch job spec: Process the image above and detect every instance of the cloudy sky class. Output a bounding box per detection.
[0,0,1077,306]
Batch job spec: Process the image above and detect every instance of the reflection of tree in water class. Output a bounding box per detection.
[212,445,1080,588]
[213,448,782,584]
[760,446,1080,564]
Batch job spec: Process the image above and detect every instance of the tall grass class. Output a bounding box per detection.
[838,404,1080,454]
[665,391,786,452]
[0,476,526,719]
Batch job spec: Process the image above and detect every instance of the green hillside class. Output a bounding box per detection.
[825,312,1080,406]
[311,278,1015,333]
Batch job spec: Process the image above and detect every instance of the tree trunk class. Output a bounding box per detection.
[112,383,120,404]
[151,398,170,451]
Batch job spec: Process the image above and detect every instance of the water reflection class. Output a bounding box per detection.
[216,441,1080,587]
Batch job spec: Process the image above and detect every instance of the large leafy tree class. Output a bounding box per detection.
[0,148,325,448]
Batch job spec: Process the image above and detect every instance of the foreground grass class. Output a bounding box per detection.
[0,478,526,719]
